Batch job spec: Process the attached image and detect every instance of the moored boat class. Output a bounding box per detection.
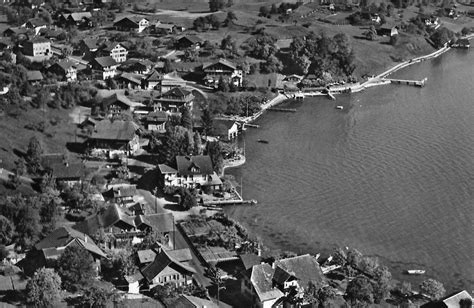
[336,105,344,110]
[406,269,425,275]
[257,139,269,144]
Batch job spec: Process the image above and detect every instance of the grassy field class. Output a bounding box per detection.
[0,106,82,171]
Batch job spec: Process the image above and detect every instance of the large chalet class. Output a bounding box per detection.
[158,155,222,190]
[157,87,194,112]
[202,59,243,88]
[87,120,140,158]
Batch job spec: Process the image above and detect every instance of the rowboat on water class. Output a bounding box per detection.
[406,270,426,275]
[257,139,269,144]
[336,105,344,110]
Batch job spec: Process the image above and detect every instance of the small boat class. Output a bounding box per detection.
[336,105,344,110]
[250,199,258,205]
[257,139,269,144]
[406,270,426,275]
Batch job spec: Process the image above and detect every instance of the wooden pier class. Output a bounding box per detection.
[385,77,427,87]
[243,123,260,128]
[202,199,258,206]
[268,107,297,112]
[327,92,336,100]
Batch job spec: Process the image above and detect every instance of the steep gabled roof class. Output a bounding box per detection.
[135,212,174,233]
[90,120,138,141]
[102,93,134,108]
[162,87,191,98]
[158,164,177,174]
[176,155,214,176]
[141,249,196,282]
[93,56,117,68]
[26,70,43,81]
[178,35,202,44]
[203,58,236,71]
[81,38,99,50]
[273,254,324,287]
[51,60,76,72]
[145,70,161,82]
[35,227,106,258]
[102,41,126,52]
[250,263,284,302]
[68,12,92,22]
[146,111,168,123]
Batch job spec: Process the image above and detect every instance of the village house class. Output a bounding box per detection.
[241,254,326,308]
[137,247,191,267]
[87,120,140,158]
[22,37,51,57]
[59,12,93,28]
[142,70,162,90]
[173,295,232,308]
[145,111,168,132]
[157,87,194,112]
[0,265,27,295]
[119,58,154,75]
[97,42,128,63]
[159,71,187,93]
[117,72,142,89]
[105,184,138,205]
[3,27,29,40]
[90,56,118,80]
[154,22,176,35]
[113,16,150,33]
[140,249,196,289]
[26,70,43,84]
[378,24,398,37]
[202,59,243,87]
[48,59,77,81]
[73,203,175,249]
[41,153,85,187]
[19,227,106,276]
[212,119,239,141]
[176,35,202,50]
[158,155,223,190]
[100,92,135,117]
[79,38,99,57]
[23,18,49,35]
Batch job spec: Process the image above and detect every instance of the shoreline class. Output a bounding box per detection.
[220,37,473,290]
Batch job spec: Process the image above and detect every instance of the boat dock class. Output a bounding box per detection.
[327,92,336,100]
[243,123,260,128]
[268,107,297,112]
[384,77,427,87]
[202,199,257,206]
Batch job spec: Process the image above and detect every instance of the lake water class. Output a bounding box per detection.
[226,49,474,292]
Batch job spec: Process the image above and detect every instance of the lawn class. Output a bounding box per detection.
[0,105,83,171]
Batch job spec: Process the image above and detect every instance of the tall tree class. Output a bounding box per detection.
[201,107,214,136]
[420,279,445,301]
[80,284,114,308]
[56,245,96,291]
[26,268,62,307]
[0,215,14,245]
[206,141,224,174]
[346,276,374,305]
[26,136,43,174]
[180,106,193,130]
[372,266,392,303]
[193,132,203,155]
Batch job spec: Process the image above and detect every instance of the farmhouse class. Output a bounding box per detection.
[87,120,140,158]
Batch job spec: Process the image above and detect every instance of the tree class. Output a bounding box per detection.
[365,25,378,40]
[201,107,214,136]
[180,106,193,130]
[26,268,62,307]
[193,132,203,155]
[26,136,43,174]
[81,284,114,308]
[209,0,225,12]
[15,202,41,250]
[32,91,50,109]
[217,76,230,92]
[0,215,14,245]
[460,298,473,308]
[181,188,197,210]
[346,276,374,304]
[270,4,278,14]
[420,279,445,300]
[259,6,270,17]
[56,245,96,291]
[430,27,454,48]
[109,248,138,278]
[206,141,224,174]
[260,55,283,73]
[224,11,237,26]
[373,266,392,303]
[390,34,400,46]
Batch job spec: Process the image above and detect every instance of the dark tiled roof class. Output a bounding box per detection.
[27,18,49,27]
[145,70,161,82]
[178,35,202,44]
[47,162,85,180]
[118,72,141,85]
[102,41,125,52]
[51,60,76,72]
[26,70,43,81]
[103,93,134,108]
[203,58,236,71]
[69,12,92,21]
[90,120,138,141]
[273,254,324,287]
[240,254,261,270]
[158,164,177,174]
[93,56,117,68]
[163,87,191,98]
[81,38,99,50]
[250,263,284,302]
[35,227,106,258]
[135,213,174,233]
[146,111,168,123]
[27,37,50,44]
[141,249,196,282]
[176,155,214,176]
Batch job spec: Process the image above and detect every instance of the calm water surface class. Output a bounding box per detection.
[226,49,474,292]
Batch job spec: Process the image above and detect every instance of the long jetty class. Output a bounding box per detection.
[384,77,427,87]
[268,107,297,112]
